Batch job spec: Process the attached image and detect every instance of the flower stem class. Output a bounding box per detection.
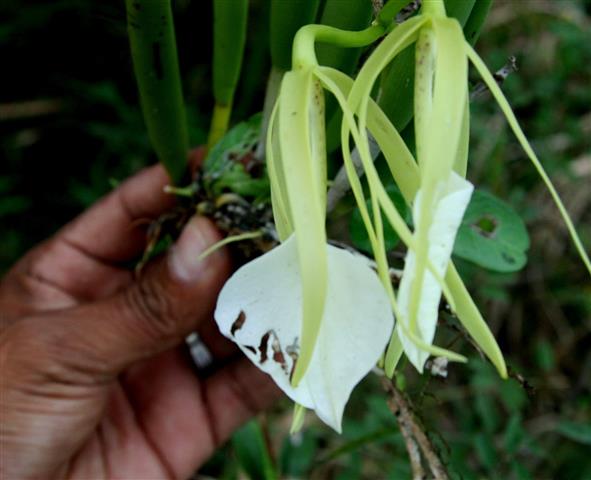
[421,0,446,17]
[292,24,386,69]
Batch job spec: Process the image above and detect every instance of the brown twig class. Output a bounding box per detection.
[382,378,449,480]
[470,56,518,100]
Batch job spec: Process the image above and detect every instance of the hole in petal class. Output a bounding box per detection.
[286,337,299,381]
[258,332,271,364]
[230,310,246,336]
[271,337,287,372]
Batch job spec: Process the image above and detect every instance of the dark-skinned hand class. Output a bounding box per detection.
[0,154,280,479]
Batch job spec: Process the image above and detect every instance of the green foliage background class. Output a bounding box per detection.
[1,0,590,478]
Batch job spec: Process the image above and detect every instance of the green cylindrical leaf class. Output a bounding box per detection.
[270,0,320,70]
[213,0,248,106]
[444,0,476,27]
[319,0,373,153]
[126,0,188,183]
[463,0,493,45]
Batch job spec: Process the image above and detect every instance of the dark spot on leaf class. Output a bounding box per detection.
[501,251,516,264]
[132,1,141,10]
[258,332,270,363]
[230,310,246,336]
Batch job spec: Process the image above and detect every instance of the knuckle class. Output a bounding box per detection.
[123,274,180,341]
[1,316,103,387]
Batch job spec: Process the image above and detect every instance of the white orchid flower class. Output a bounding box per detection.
[213,0,591,432]
[215,235,393,432]
[323,0,589,377]
[214,23,394,432]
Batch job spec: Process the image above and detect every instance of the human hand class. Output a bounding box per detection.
[0,157,280,479]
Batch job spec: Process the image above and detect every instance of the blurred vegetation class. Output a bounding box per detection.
[1,0,590,479]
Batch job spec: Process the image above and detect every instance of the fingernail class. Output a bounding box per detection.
[169,216,221,283]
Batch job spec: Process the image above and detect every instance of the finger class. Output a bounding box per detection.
[122,348,281,479]
[60,147,204,264]
[31,215,231,379]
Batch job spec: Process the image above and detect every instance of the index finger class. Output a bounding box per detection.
[0,151,204,316]
[61,148,204,263]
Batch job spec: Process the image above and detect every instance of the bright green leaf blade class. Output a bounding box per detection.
[556,421,591,446]
[232,420,277,480]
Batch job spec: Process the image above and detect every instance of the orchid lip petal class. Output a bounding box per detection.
[214,235,394,432]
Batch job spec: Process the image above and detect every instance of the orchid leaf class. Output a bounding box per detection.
[215,235,394,433]
[203,113,269,198]
[232,421,277,480]
[204,112,260,174]
[454,189,530,273]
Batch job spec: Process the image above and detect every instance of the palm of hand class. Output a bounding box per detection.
[0,163,278,479]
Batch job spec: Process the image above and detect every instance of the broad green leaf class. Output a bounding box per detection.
[474,432,497,470]
[203,113,266,197]
[210,163,270,197]
[556,421,591,446]
[232,420,277,480]
[454,189,530,273]
[280,430,318,476]
[503,413,525,451]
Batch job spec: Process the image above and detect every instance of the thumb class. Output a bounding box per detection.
[41,215,231,377]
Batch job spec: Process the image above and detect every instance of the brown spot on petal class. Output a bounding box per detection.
[258,332,271,363]
[230,310,246,336]
[244,345,256,354]
[272,337,286,370]
[269,333,289,375]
